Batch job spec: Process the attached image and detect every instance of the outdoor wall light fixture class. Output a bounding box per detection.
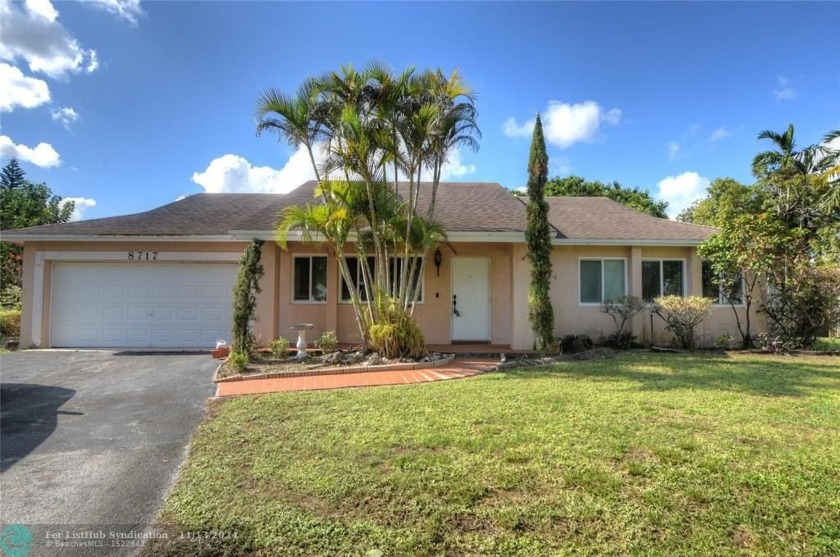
[434,248,442,276]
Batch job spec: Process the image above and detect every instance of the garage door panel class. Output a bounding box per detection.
[153,286,175,299]
[102,307,125,320]
[200,307,224,321]
[51,262,237,348]
[129,286,151,299]
[102,329,127,343]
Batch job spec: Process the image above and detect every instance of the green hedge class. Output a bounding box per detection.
[0,309,21,338]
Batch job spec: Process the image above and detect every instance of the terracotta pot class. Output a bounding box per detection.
[211,346,230,359]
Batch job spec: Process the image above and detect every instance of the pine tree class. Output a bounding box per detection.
[231,239,265,356]
[525,114,555,352]
[1,158,26,190]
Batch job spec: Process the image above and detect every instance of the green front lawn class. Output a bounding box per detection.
[147,353,840,556]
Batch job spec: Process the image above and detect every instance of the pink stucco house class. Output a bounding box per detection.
[4,181,759,350]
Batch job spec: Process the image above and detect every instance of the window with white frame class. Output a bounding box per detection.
[642,260,684,301]
[579,258,626,303]
[701,261,743,305]
[293,256,327,302]
[339,256,424,302]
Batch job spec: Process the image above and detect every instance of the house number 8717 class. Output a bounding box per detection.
[128,251,158,260]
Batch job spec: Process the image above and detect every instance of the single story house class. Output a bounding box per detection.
[3,181,761,350]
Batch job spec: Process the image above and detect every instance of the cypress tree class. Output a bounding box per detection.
[231,239,265,356]
[525,114,555,352]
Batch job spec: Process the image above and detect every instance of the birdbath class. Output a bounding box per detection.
[290,323,314,360]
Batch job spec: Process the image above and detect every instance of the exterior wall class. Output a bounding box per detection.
[19,237,764,351]
[279,242,513,346]
[18,240,279,348]
[510,244,766,350]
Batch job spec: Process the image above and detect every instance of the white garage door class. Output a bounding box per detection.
[51,262,238,348]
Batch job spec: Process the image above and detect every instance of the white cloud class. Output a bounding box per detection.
[656,171,710,219]
[50,106,78,129]
[709,126,732,142]
[773,76,797,101]
[0,0,99,79]
[603,108,622,125]
[175,194,188,201]
[25,0,58,21]
[0,62,50,111]
[0,134,60,167]
[438,147,476,180]
[667,141,681,161]
[192,148,315,194]
[79,0,144,24]
[502,100,622,149]
[502,117,533,138]
[60,196,96,220]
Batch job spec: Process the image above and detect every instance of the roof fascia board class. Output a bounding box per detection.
[3,232,704,248]
[552,238,703,247]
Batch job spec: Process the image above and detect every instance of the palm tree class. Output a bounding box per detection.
[259,63,481,355]
[255,78,327,183]
[818,130,840,210]
[752,124,802,178]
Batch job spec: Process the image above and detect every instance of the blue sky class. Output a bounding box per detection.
[2,1,838,221]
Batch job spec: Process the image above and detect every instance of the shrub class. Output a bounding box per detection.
[714,333,735,350]
[763,264,840,349]
[560,334,593,354]
[653,296,713,349]
[363,292,425,359]
[315,330,338,353]
[607,330,636,350]
[269,338,290,358]
[365,293,425,359]
[600,295,645,349]
[228,351,249,373]
[0,308,21,338]
[0,285,21,310]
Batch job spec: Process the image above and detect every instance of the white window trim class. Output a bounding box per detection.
[577,257,628,306]
[291,254,328,304]
[338,255,425,304]
[642,258,687,300]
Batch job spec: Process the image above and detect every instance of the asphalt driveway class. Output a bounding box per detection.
[0,350,217,556]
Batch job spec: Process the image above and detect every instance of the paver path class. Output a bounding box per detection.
[216,357,497,396]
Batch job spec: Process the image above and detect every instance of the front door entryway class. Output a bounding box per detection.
[451,257,490,342]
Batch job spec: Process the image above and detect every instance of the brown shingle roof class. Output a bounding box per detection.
[2,186,319,237]
[415,182,528,233]
[544,197,715,242]
[2,182,715,244]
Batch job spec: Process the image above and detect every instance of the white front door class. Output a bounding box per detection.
[451,257,490,342]
[51,262,238,348]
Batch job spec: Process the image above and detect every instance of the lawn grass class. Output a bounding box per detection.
[147,353,840,556]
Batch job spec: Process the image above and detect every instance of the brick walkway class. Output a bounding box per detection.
[215,358,498,397]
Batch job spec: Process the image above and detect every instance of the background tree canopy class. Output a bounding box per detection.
[542,175,669,219]
[1,158,74,306]
[696,124,840,347]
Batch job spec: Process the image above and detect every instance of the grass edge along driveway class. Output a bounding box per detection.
[144,352,840,557]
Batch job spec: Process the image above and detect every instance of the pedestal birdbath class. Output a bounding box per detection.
[290,323,314,360]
